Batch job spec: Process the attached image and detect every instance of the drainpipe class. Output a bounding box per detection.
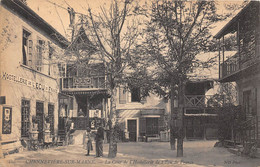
[222,36,225,66]
[237,21,240,69]
[219,39,221,79]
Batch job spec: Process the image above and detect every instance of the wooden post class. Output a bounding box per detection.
[237,21,241,69]
[219,39,221,79]
[222,36,225,64]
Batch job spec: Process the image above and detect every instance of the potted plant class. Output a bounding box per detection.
[31,115,38,130]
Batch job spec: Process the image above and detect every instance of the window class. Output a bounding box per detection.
[58,63,66,77]
[119,87,127,104]
[48,43,54,75]
[22,29,32,66]
[21,100,30,137]
[146,118,159,135]
[36,102,44,140]
[243,90,252,115]
[48,104,54,136]
[131,87,141,102]
[36,38,44,71]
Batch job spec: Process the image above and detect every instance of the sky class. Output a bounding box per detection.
[26,0,245,40]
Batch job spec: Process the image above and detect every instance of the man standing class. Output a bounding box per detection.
[95,125,104,157]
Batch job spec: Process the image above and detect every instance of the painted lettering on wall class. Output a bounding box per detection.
[1,72,58,93]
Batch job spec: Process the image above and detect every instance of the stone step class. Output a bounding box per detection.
[227,148,240,155]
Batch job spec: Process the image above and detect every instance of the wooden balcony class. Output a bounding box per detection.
[184,95,225,108]
[60,76,106,91]
[220,53,239,80]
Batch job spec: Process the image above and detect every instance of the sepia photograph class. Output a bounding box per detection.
[0,0,260,166]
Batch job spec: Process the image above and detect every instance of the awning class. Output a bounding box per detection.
[140,109,165,116]
[184,114,218,117]
[61,89,109,96]
[142,115,161,118]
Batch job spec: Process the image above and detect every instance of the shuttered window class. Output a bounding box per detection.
[36,38,44,72]
[243,90,252,115]
[119,87,127,104]
[22,29,32,66]
[252,88,257,115]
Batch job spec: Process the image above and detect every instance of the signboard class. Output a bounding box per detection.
[2,107,12,134]
[74,77,92,87]
[89,117,104,129]
[1,72,58,93]
[89,109,101,118]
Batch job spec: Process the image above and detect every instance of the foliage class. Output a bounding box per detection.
[207,35,237,52]
[216,105,244,142]
[84,0,145,158]
[136,0,230,98]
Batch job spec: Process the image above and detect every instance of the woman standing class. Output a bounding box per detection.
[83,128,93,156]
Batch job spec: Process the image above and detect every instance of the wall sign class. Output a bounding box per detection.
[2,107,12,134]
[1,72,58,93]
[73,77,92,87]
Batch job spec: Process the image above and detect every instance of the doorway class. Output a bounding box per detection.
[36,102,44,141]
[127,120,137,142]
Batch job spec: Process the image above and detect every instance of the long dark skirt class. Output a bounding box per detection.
[95,140,103,157]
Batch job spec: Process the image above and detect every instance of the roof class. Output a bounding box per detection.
[67,26,97,52]
[214,1,259,39]
[1,0,69,48]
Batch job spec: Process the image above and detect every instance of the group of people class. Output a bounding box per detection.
[83,126,104,157]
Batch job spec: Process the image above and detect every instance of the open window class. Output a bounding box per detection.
[22,29,32,66]
[131,87,141,102]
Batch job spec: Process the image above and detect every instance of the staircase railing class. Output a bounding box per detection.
[234,116,258,147]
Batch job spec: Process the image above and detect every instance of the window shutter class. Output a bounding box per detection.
[28,40,33,67]
[119,87,126,104]
[139,117,146,135]
[252,88,257,115]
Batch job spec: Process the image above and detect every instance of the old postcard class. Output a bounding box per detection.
[0,0,260,167]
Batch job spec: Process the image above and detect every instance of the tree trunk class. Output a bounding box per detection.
[170,129,176,150]
[170,84,176,150]
[108,88,117,158]
[177,81,184,157]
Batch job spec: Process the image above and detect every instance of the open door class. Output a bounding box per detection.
[127,120,137,142]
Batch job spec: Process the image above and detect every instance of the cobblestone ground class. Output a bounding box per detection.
[1,140,260,167]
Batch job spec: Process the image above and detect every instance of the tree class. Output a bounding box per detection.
[138,0,229,157]
[86,0,140,158]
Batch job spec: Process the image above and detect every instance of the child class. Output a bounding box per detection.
[83,128,93,156]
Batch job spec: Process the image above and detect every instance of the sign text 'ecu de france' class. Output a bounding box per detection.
[1,72,58,93]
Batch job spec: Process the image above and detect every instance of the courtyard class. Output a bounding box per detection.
[1,140,260,167]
